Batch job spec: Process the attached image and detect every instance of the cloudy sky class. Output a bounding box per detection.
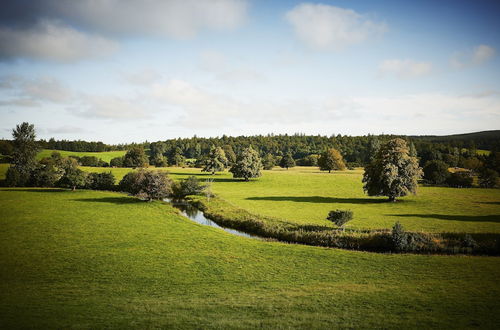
[0,0,499,143]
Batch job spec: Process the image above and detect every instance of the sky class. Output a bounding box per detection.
[0,0,499,143]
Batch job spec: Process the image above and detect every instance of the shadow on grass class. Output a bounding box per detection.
[167,172,242,182]
[72,197,143,204]
[246,196,389,204]
[391,213,500,223]
[475,201,500,205]
[1,188,67,193]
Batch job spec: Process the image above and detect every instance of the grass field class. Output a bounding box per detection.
[0,187,499,328]
[2,163,499,234]
[37,149,126,163]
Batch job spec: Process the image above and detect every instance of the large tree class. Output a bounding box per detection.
[202,146,227,175]
[230,146,262,181]
[423,160,449,184]
[318,148,346,173]
[279,152,295,170]
[362,138,422,202]
[123,147,149,168]
[6,122,40,186]
[119,169,173,201]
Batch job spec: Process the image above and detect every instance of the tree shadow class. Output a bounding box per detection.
[246,196,389,204]
[1,188,67,193]
[390,214,500,223]
[72,197,143,204]
[475,201,500,205]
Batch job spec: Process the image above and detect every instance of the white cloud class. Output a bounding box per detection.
[0,20,118,62]
[54,0,248,39]
[76,95,149,119]
[451,44,496,69]
[285,3,387,50]
[378,59,432,78]
[199,50,265,82]
[0,76,73,106]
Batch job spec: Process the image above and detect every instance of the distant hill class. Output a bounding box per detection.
[411,130,500,150]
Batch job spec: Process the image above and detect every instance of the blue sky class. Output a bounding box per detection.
[0,0,499,143]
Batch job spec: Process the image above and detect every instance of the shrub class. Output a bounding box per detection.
[172,176,206,198]
[86,172,116,190]
[462,234,478,249]
[30,164,64,187]
[5,166,29,187]
[110,156,124,167]
[119,169,173,201]
[391,222,407,251]
[423,160,450,184]
[446,172,473,188]
[478,169,498,188]
[326,210,353,228]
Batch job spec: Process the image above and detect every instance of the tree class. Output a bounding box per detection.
[6,122,40,186]
[423,160,450,184]
[279,152,295,170]
[172,176,206,198]
[318,148,346,173]
[124,147,149,168]
[262,153,276,170]
[363,138,422,202]
[478,169,498,188]
[230,146,262,181]
[110,156,124,167]
[202,146,227,175]
[57,157,87,191]
[446,171,473,188]
[86,172,116,190]
[119,169,173,201]
[326,210,353,230]
[223,145,237,166]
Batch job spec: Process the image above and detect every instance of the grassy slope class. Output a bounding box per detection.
[3,164,499,233]
[37,149,126,163]
[0,188,499,328]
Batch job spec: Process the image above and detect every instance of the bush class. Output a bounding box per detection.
[326,210,353,228]
[478,169,498,188]
[110,156,124,167]
[5,166,29,187]
[446,172,473,188]
[119,169,173,201]
[423,160,450,184]
[86,172,116,190]
[30,164,64,187]
[391,222,407,251]
[172,176,206,198]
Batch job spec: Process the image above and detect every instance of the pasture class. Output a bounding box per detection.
[37,149,127,163]
[0,188,499,328]
[82,165,500,234]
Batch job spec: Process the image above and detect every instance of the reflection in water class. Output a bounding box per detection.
[165,198,258,239]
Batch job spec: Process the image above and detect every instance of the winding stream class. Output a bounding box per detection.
[165,198,259,239]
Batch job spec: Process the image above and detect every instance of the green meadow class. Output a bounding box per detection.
[37,149,127,163]
[1,188,499,328]
[78,165,500,234]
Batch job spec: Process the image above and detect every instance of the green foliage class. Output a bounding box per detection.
[391,222,407,251]
[326,209,353,228]
[119,169,173,200]
[29,163,64,187]
[223,145,237,165]
[262,153,276,170]
[0,140,13,155]
[446,172,473,188]
[423,160,450,184]
[110,156,124,167]
[363,138,423,201]
[478,169,498,188]
[296,154,320,166]
[58,168,87,191]
[230,146,262,181]
[7,122,40,186]
[86,172,116,190]
[279,152,295,169]
[318,148,346,172]
[202,146,227,174]
[123,147,149,168]
[172,176,206,198]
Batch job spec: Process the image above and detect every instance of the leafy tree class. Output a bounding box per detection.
[119,169,173,201]
[124,147,149,168]
[0,140,13,155]
[423,160,450,184]
[6,122,40,186]
[262,153,276,170]
[110,156,124,167]
[326,210,353,229]
[318,148,346,173]
[30,163,64,187]
[202,146,227,174]
[223,145,237,165]
[297,154,320,166]
[445,171,473,188]
[279,152,295,170]
[363,138,422,202]
[462,157,483,173]
[230,146,262,181]
[478,169,498,188]
[172,176,206,198]
[79,156,100,167]
[86,172,116,190]
[149,142,168,166]
[57,157,87,190]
